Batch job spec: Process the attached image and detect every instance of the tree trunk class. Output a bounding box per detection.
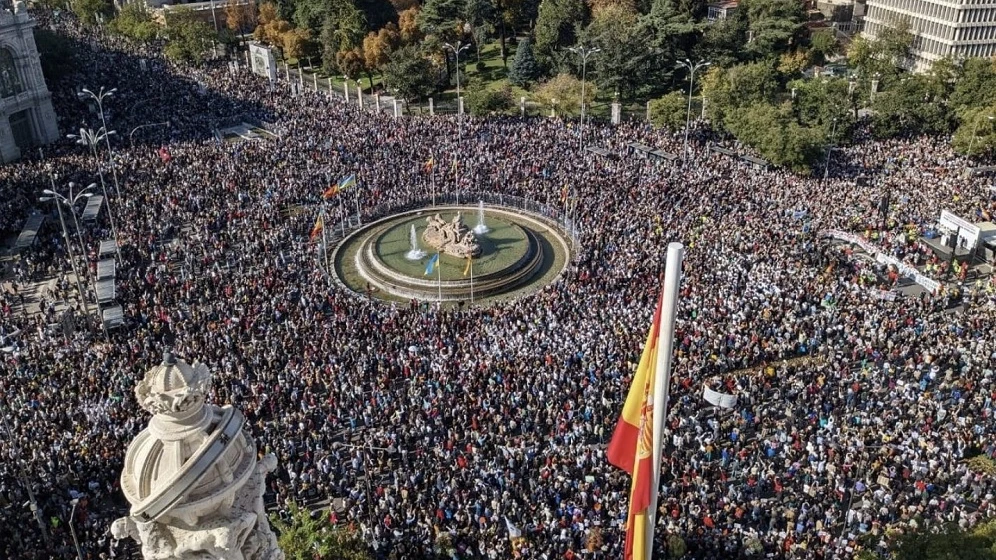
[499,22,507,68]
[366,71,375,92]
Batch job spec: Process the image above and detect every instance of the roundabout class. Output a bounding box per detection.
[331,204,574,304]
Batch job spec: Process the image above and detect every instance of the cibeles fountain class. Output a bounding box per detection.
[111,353,284,560]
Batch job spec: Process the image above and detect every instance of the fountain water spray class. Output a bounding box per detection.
[473,201,490,235]
[405,224,427,260]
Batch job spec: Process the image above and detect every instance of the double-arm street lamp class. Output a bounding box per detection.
[77,87,122,199]
[0,405,49,541]
[39,181,107,339]
[676,58,711,167]
[823,117,839,181]
[443,41,471,137]
[332,441,401,541]
[67,127,122,262]
[567,45,601,151]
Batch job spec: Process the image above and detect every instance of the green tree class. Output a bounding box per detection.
[894,521,996,560]
[532,72,595,115]
[741,0,805,59]
[951,58,996,115]
[727,102,824,172]
[533,0,588,66]
[641,0,704,65]
[417,0,467,39]
[270,503,374,560]
[726,61,779,107]
[648,91,688,130]
[581,4,650,97]
[952,106,996,156]
[73,0,113,26]
[464,0,495,61]
[318,2,368,73]
[382,45,437,101]
[109,2,159,42]
[788,76,855,140]
[872,74,954,139]
[34,29,74,83]
[465,81,515,114]
[693,15,746,68]
[508,37,540,87]
[164,8,218,65]
[807,29,837,65]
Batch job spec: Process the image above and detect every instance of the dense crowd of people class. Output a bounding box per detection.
[2,8,996,560]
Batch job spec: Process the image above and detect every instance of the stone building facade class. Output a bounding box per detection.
[864,0,996,71]
[0,1,59,163]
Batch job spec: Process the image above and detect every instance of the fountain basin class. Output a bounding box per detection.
[331,206,572,304]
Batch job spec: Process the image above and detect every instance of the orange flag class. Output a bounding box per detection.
[309,214,324,242]
[607,294,664,560]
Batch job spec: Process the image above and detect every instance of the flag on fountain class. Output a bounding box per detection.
[322,183,339,199]
[607,294,665,560]
[339,174,357,191]
[463,256,472,276]
[309,214,324,241]
[424,253,439,276]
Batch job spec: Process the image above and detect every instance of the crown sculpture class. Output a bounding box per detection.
[111,353,284,560]
[423,213,481,258]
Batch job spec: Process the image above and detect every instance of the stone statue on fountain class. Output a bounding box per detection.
[423,213,481,258]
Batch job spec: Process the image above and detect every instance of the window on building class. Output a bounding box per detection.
[0,48,24,99]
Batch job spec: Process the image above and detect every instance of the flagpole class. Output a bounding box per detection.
[431,163,436,207]
[339,195,346,237]
[355,188,361,225]
[320,206,329,271]
[645,242,684,560]
[470,257,474,304]
[437,253,442,302]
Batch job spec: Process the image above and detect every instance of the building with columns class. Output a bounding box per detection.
[0,0,59,163]
[863,0,996,71]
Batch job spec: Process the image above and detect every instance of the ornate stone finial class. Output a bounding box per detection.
[134,354,211,416]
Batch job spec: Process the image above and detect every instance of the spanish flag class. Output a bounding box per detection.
[309,214,324,241]
[451,157,458,175]
[424,157,434,173]
[607,294,665,560]
[560,186,569,205]
[463,256,472,276]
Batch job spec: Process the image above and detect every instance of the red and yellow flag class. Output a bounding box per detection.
[607,294,664,560]
[322,183,340,200]
[309,214,324,241]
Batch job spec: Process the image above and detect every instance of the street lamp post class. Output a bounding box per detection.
[77,87,122,199]
[823,117,838,181]
[0,406,49,540]
[68,127,123,263]
[69,498,85,560]
[333,441,400,545]
[968,115,995,156]
[129,121,171,149]
[676,58,711,167]
[443,41,471,137]
[38,186,94,334]
[567,45,601,151]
